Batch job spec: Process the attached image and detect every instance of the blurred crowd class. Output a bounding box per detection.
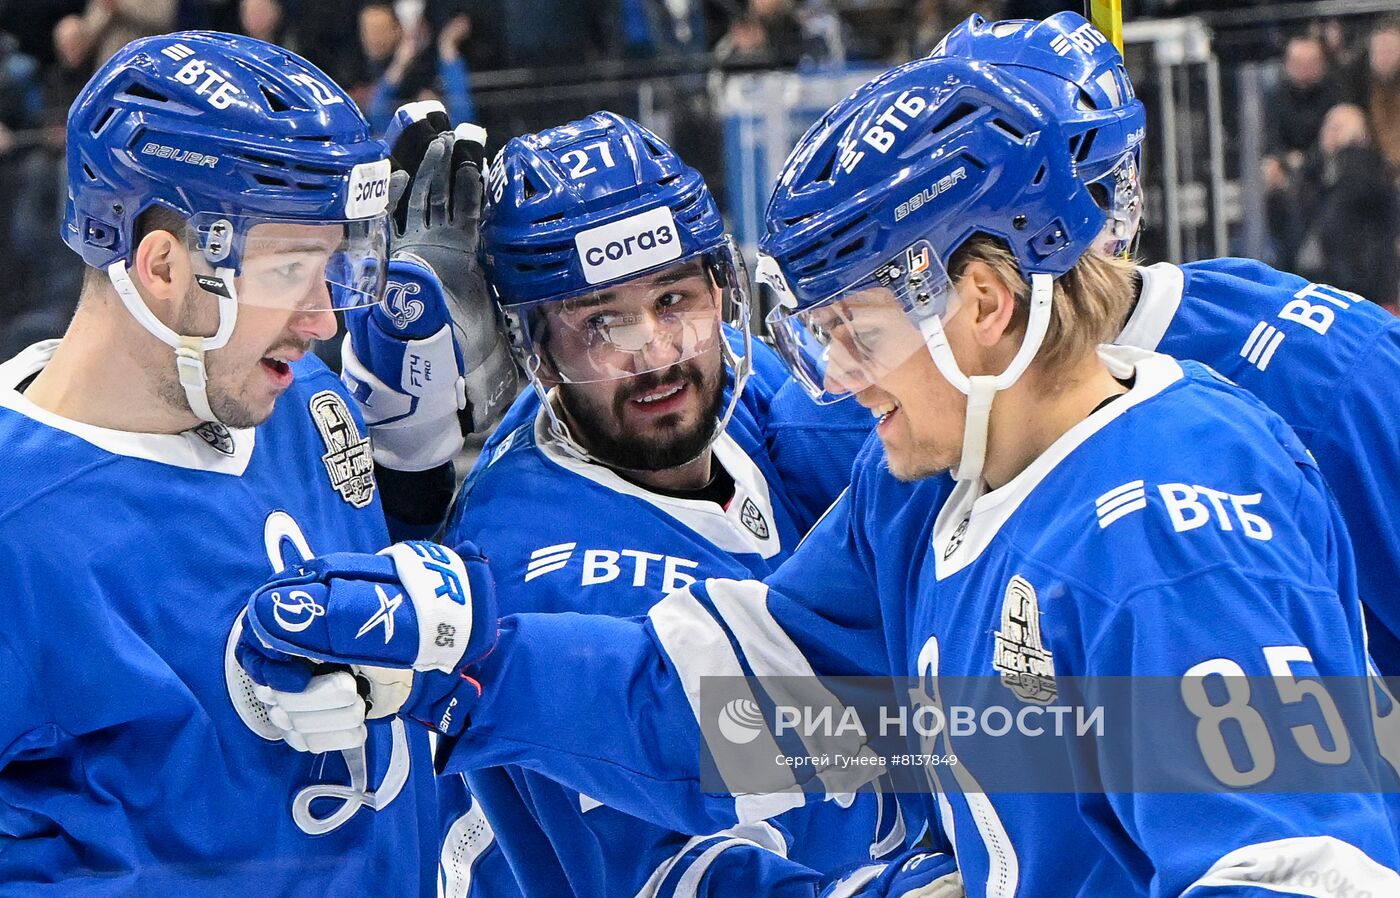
[1263,19,1400,310]
[3,0,1400,356]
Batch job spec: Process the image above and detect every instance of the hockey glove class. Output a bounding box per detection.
[251,670,368,754]
[819,851,963,898]
[237,540,498,737]
[342,103,515,471]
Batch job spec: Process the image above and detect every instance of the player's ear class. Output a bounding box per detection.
[960,260,1019,349]
[131,228,194,314]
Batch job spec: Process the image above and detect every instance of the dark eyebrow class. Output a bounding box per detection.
[571,261,708,308]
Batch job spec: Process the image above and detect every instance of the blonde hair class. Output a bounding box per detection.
[946,235,1136,376]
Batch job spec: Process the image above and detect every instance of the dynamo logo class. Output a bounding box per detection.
[717,698,766,745]
[384,279,424,329]
[271,589,325,633]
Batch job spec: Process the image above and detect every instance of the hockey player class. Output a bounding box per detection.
[430,112,896,896]
[0,33,502,896]
[935,11,1400,678]
[238,43,1400,898]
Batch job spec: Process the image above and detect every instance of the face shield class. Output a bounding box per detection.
[765,239,958,404]
[186,211,390,311]
[1087,151,1143,259]
[508,237,751,386]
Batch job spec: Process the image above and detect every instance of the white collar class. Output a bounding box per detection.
[0,340,256,475]
[1116,262,1185,352]
[931,346,1184,579]
[533,405,782,558]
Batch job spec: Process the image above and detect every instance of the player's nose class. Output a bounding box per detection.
[291,282,339,342]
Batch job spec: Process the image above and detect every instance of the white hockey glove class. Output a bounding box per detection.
[251,670,368,754]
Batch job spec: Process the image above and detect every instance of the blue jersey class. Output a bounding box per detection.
[1118,259,1400,674]
[444,337,898,898]
[448,348,1400,897]
[0,342,459,897]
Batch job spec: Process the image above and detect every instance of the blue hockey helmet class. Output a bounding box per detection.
[756,51,1112,484]
[933,12,1147,255]
[64,31,393,423]
[481,112,752,468]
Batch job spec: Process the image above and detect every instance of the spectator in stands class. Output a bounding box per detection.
[353,3,474,136]
[239,0,297,53]
[1292,104,1400,308]
[714,0,802,68]
[905,0,1005,58]
[72,0,176,69]
[1363,18,1400,172]
[1265,35,1344,170]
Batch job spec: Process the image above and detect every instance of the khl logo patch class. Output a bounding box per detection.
[309,390,376,508]
[192,421,235,455]
[740,497,770,540]
[993,575,1057,704]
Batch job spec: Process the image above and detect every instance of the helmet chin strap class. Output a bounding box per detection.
[107,260,240,426]
[918,272,1053,494]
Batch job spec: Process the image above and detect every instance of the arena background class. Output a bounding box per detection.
[1,0,1396,364]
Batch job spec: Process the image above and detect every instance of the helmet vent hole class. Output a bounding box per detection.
[91,107,117,136]
[930,102,979,137]
[81,163,97,181]
[1074,129,1097,163]
[1077,89,1099,111]
[253,173,290,187]
[833,237,869,260]
[121,82,169,104]
[658,174,681,187]
[989,117,1026,141]
[1031,164,1048,186]
[242,151,285,168]
[521,173,540,200]
[261,85,292,113]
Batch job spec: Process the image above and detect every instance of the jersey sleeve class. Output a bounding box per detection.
[1079,562,1400,895]
[1304,325,1400,673]
[445,487,888,834]
[763,384,872,530]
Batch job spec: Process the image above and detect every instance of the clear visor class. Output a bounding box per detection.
[766,239,955,404]
[513,238,749,385]
[186,212,390,311]
[1089,152,1143,259]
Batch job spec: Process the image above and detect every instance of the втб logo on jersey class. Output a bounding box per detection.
[272,589,325,633]
[524,542,701,592]
[1095,479,1273,540]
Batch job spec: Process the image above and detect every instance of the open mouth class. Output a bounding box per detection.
[629,380,688,413]
[871,400,899,429]
[260,351,300,386]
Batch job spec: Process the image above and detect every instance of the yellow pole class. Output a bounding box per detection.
[1087,0,1125,54]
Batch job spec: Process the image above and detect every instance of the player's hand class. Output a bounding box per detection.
[342,255,472,470]
[251,670,368,754]
[387,102,516,437]
[236,541,498,737]
[819,851,963,898]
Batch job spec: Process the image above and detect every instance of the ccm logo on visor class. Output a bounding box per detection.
[345,158,392,219]
[575,206,681,285]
